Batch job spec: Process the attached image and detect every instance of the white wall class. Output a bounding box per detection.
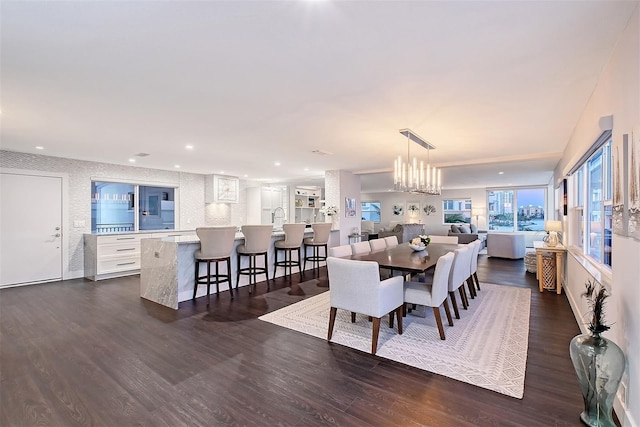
[555,5,639,426]
[362,187,487,235]
[325,170,361,245]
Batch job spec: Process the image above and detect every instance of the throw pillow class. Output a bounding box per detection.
[459,224,471,234]
[470,224,478,233]
[450,224,460,233]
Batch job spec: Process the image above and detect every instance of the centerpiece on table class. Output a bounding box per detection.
[409,234,431,251]
[569,280,625,427]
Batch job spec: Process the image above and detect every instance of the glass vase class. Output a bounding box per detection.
[569,332,625,427]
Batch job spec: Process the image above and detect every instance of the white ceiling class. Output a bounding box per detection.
[1,1,637,191]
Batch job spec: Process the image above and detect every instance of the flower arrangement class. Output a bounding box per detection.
[410,234,431,248]
[583,279,611,335]
[320,205,338,217]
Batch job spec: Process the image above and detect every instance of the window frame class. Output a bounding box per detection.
[486,187,547,232]
[361,201,382,223]
[442,198,472,224]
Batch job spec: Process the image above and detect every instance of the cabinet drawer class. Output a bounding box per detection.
[98,243,140,257]
[98,235,142,244]
[97,256,140,274]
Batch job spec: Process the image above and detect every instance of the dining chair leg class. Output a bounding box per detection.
[474,272,481,291]
[351,312,356,323]
[328,307,337,340]
[449,291,460,319]
[433,306,445,340]
[396,306,403,334]
[459,286,469,309]
[467,277,476,299]
[443,299,454,326]
[371,317,381,355]
[388,312,394,328]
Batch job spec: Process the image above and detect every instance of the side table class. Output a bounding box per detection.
[534,241,566,294]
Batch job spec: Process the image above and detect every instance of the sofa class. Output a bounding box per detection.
[486,233,526,259]
[448,224,487,247]
[379,223,425,244]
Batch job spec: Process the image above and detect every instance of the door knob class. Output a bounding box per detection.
[55,227,61,230]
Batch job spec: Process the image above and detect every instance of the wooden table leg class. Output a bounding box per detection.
[536,251,543,292]
[556,252,563,295]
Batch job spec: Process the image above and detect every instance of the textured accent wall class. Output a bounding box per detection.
[1,150,206,275]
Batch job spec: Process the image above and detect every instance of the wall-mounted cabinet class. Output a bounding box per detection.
[294,187,324,224]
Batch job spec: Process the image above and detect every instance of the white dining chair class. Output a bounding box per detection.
[369,238,387,252]
[329,244,352,258]
[429,235,459,244]
[351,241,371,255]
[384,236,399,248]
[448,245,473,319]
[469,240,482,294]
[326,257,404,355]
[404,251,455,340]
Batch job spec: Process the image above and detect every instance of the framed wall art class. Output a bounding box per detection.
[392,203,404,216]
[213,175,239,203]
[407,202,420,216]
[345,197,356,217]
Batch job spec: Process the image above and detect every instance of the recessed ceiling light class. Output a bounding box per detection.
[244,174,248,178]
[304,168,309,171]
[174,165,181,169]
[498,171,504,175]
[220,171,225,174]
[128,158,136,163]
[35,146,44,150]
[185,144,194,150]
[274,162,281,166]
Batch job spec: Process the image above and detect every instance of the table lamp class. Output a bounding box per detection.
[545,220,562,247]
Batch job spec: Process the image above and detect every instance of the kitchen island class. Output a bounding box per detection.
[140,229,339,309]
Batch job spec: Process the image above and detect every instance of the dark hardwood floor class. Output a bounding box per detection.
[1,254,587,426]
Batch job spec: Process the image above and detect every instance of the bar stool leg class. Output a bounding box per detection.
[298,246,303,280]
[206,261,211,306]
[227,258,234,299]
[193,260,200,300]
[264,252,270,290]
[236,255,241,290]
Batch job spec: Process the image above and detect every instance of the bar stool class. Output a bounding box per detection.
[274,223,306,282]
[237,225,273,294]
[193,226,237,305]
[303,222,332,274]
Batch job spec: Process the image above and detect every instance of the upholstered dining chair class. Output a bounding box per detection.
[468,240,482,294]
[429,235,459,244]
[326,257,404,355]
[383,236,399,248]
[403,251,455,340]
[448,245,473,319]
[328,244,352,258]
[369,238,387,252]
[351,241,371,255]
[193,226,237,305]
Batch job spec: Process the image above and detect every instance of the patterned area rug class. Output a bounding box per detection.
[259,282,531,398]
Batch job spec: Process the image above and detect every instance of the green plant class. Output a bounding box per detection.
[583,280,611,335]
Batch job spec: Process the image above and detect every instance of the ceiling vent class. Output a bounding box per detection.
[133,152,151,157]
[311,149,332,156]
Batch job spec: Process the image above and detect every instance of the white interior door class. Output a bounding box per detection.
[0,173,63,286]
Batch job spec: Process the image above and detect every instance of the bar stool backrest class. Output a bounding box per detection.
[281,223,306,246]
[310,222,332,244]
[240,225,273,253]
[196,226,237,259]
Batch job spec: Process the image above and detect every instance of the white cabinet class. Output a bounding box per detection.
[294,187,324,224]
[84,231,196,281]
[246,186,288,225]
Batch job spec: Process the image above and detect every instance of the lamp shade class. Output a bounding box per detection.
[545,221,563,232]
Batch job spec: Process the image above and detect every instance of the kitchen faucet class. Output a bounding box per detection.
[272,207,286,228]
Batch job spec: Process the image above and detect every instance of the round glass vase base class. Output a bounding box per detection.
[580,411,616,427]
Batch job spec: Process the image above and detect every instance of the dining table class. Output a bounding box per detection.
[349,242,460,276]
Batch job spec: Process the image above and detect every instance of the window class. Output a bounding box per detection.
[91,181,176,233]
[443,199,471,224]
[361,201,381,223]
[487,188,546,231]
[569,137,612,268]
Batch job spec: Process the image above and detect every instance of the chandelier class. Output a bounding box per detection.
[393,128,441,195]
